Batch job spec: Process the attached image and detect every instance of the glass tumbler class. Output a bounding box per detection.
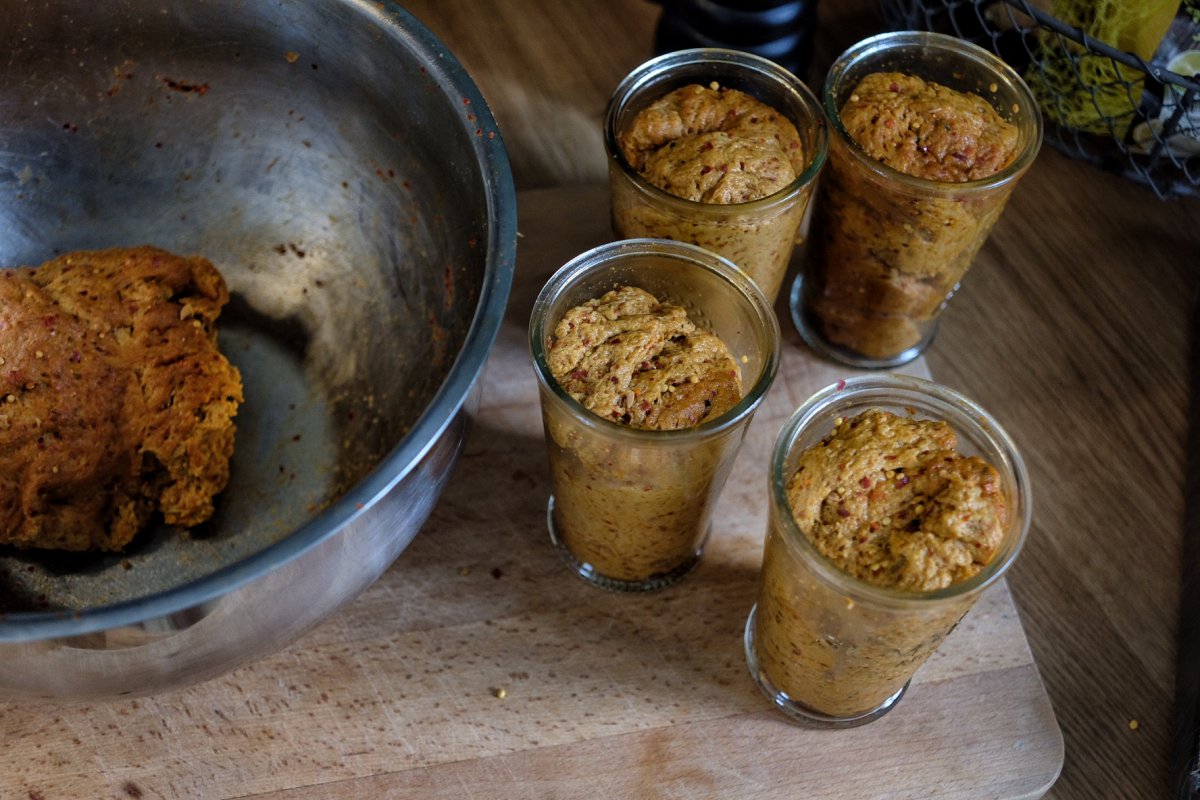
[530,239,780,592]
[792,32,1043,368]
[604,48,828,305]
[744,373,1031,726]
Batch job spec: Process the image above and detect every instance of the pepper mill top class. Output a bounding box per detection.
[651,0,818,77]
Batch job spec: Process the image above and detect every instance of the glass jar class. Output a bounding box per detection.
[530,239,780,591]
[792,31,1043,368]
[604,48,828,305]
[744,373,1031,725]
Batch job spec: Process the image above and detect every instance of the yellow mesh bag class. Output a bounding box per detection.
[1026,0,1181,136]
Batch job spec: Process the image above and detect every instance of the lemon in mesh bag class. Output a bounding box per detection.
[1130,2,1200,157]
[1026,0,1181,136]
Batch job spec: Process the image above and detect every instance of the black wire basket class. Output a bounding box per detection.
[880,0,1200,199]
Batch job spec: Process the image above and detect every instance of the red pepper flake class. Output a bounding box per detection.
[896,475,910,488]
[700,166,712,175]
[836,379,846,391]
[869,522,880,532]
[859,476,871,489]
[570,369,589,380]
[609,376,618,384]
[889,82,900,92]
[701,141,714,151]
[836,505,850,518]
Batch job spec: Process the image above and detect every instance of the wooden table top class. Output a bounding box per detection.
[4,2,1196,799]
[397,1,1199,797]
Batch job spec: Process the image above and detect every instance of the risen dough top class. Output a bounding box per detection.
[786,409,1008,592]
[618,83,806,203]
[547,286,741,430]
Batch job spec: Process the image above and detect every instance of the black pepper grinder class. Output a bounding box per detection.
[650,0,818,77]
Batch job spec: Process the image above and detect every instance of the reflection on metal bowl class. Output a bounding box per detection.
[0,1,516,699]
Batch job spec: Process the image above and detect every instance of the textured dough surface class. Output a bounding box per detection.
[547,285,741,430]
[786,409,1007,591]
[618,83,806,203]
[840,72,1019,182]
[0,246,243,551]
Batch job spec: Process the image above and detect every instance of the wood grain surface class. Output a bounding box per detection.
[397,2,1200,797]
[0,185,1063,800]
[3,1,1196,798]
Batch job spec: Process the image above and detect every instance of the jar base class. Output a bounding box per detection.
[743,603,909,728]
[546,495,705,592]
[788,273,933,370]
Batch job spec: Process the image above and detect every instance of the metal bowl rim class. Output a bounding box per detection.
[0,1,517,643]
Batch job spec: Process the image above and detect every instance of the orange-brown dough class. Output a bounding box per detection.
[751,407,1010,717]
[786,408,1007,591]
[804,71,1021,359]
[548,285,741,430]
[0,246,243,551]
[611,82,815,302]
[618,82,806,204]
[543,285,743,583]
[839,72,1019,182]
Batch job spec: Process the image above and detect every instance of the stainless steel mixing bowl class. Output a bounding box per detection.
[0,1,516,699]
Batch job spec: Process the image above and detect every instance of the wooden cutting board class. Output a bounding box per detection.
[0,186,1063,800]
